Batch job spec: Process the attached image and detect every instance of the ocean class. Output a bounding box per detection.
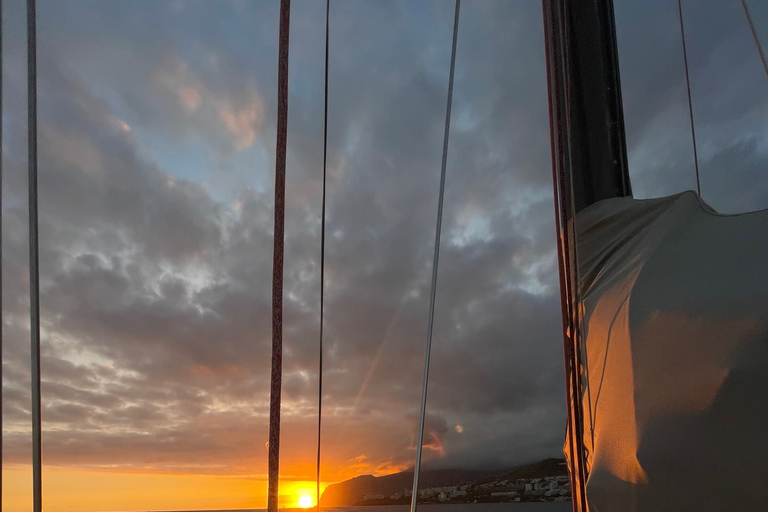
[327,505,572,512]
[178,505,572,512]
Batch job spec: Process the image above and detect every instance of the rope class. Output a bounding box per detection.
[543,0,581,506]
[740,0,768,83]
[544,2,589,506]
[316,0,330,510]
[410,2,460,511]
[27,1,43,511]
[676,0,701,196]
[268,1,291,511]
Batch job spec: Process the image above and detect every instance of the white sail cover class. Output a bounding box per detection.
[573,191,768,511]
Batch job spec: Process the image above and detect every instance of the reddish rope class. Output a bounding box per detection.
[541,1,589,509]
[268,1,291,511]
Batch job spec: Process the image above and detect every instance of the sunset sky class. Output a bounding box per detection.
[2,0,768,511]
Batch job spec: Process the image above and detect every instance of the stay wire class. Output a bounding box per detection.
[0,0,4,504]
[740,0,768,83]
[410,2,460,511]
[316,0,330,511]
[27,1,43,511]
[677,0,701,196]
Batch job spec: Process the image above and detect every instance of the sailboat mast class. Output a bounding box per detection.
[542,1,631,510]
[543,0,630,215]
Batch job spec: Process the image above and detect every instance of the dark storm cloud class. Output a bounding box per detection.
[615,0,768,209]
[2,0,766,481]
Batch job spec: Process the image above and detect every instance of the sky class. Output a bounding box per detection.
[2,0,768,511]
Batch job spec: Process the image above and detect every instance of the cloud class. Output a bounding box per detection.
[151,54,265,154]
[1,1,765,498]
[178,86,202,112]
[615,0,768,211]
[406,413,449,457]
[218,94,264,150]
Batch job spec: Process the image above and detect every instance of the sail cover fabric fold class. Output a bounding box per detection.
[572,191,768,511]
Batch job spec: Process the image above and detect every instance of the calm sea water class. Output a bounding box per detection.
[330,505,572,512]
[176,504,572,512]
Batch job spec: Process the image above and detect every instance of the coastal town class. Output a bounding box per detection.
[319,459,573,506]
[359,474,571,505]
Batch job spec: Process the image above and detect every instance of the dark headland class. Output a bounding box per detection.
[320,458,570,506]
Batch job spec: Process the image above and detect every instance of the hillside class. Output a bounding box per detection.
[319,468,501,506]
[320,459,569,506]
[501,458,568,481]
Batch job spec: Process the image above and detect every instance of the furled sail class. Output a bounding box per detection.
[573,191,768,511]
[543,0,768,508]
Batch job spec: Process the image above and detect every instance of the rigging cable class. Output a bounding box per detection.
[0,0,4,504]
[410,2,460,511]
[740,0,768,83]
[316,0,330,511]
[268,1,291,512]
[27,1,43,511]
[676,0,701,196]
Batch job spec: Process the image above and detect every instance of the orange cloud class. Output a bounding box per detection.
[219,96,263,150]
[178,86,202,112]
[422,431,445,457]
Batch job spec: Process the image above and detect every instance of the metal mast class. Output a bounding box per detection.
[542,1,631,510]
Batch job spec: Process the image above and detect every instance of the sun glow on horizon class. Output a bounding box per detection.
[4,467,335,512]
[282,480,329,510]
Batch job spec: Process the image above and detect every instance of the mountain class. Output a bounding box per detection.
[320,459,568,506]
[319,468,501,507]
[501,458,568,481]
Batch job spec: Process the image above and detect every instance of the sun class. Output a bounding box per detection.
[298,495,314,508]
